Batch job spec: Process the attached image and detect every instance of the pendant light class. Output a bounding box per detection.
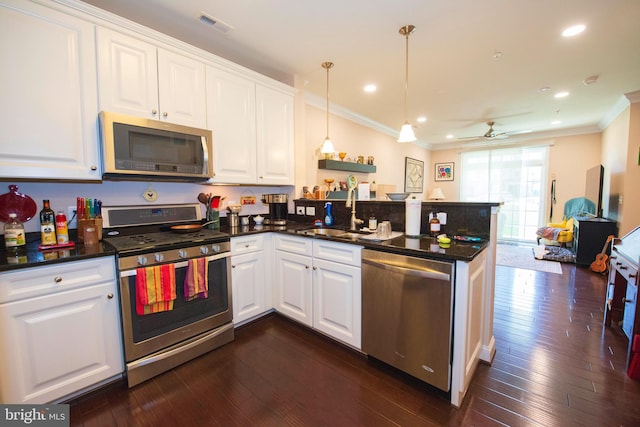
[320,61,336,159]
[398,25,417,143]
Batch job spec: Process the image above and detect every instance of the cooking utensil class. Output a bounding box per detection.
[197,193,209,205]
[170,220,216,233]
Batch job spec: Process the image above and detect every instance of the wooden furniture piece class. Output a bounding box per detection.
[573,216,618,266]
[604,226,640,371]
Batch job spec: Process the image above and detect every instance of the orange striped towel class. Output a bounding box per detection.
[135,264,176,315]
[184,258,208,301]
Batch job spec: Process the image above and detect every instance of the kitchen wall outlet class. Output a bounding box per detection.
[67,206,78,229]
[437,212,447,225]
[296,206,305,215]
[306,206,316,216]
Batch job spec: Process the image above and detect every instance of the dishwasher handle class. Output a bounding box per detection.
[362,257,450,281]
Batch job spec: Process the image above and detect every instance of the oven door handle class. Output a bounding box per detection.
[120,252,230,278]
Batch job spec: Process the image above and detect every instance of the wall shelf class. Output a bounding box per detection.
[318,159,376,173]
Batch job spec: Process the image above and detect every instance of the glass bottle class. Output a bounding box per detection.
[368,215,377,231]
[4,213,26,252]
[40,199,57,246]
[429,211,441,237]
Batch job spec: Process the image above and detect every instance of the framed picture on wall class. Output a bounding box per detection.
[435,162,454,181]
[404,157,424,193]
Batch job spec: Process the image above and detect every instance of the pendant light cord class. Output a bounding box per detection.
[322,62,334,139]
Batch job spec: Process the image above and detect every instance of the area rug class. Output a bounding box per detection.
[496,244,563,274]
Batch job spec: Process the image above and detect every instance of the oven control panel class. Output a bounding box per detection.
[118,241,230,271]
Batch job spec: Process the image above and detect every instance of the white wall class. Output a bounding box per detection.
[428,133,602,223]
[303,105,430,199]
[2,181,288,233]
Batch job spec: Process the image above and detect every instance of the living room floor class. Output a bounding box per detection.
[70,263,640,426]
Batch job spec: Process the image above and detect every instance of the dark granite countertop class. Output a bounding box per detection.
[0,234,116,272]
[223,222,487,262]
[1,220,487,272]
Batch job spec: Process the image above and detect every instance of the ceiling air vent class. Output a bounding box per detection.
[199,13,234,34]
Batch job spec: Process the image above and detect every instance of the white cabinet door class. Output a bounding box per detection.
[157,49,207,128]
[206,66,257,184]
[206,66,294,185]
[274,250,313,327]
[0,0,100,180]
[96,26,159,120]
[255,85,294,185]
[313,258,362,348]
[231,251,266,325]
[0,282,123,404]
[97,27,206,128]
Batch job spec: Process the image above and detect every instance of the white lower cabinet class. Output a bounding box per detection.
[274,235,362,348]
[231,234,272,325]
[0,257,123,404]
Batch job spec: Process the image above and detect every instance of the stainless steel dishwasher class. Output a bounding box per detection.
[362,249,454,392]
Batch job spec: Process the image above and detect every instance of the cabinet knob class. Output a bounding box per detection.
[90,165,97,171]
[623,297,634,304]
[163,112,168,117]
[245,244,250,248]
[107,293,114,299]
[305,265,310,269]
[232,265,236,268]
[151,109,157,115]
[54,276,62,283]
[312,266,317,271]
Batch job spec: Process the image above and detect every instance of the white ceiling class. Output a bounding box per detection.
[82,0,640,149]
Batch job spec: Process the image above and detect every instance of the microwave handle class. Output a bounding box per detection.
[201,136,212,176]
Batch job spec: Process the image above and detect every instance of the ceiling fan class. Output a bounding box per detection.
[458,121,521,140]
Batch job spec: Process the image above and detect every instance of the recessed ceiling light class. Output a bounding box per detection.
[562,24,586,37]
[551,120,562,125]
[554,91,569,99]
[417,116,427,123]
[363,84,377,93]
[446,134,454,139]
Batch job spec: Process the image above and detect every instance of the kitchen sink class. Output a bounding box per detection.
[296,227,372,241]
[296,227,348,237]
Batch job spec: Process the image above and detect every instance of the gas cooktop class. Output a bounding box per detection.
[103,229,228,252]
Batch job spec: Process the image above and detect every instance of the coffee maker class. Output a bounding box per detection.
[261,193,288,225]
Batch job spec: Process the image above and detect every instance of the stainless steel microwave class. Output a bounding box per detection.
[99,111,213,181]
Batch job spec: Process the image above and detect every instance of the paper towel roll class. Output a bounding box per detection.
[405,198,422,237]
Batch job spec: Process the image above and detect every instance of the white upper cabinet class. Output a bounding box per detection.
[96,27,207,128]
[206,66,294,185]
[256,85,295,185]
[0,0,100,180]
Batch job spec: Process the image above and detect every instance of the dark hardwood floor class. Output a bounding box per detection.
[70,263,640,426]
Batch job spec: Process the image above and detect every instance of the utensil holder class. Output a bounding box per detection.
[207,209,220,230]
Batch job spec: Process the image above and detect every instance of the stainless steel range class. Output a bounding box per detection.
[102,204,233,387]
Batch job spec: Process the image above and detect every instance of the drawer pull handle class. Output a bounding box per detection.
[107,293,114,299]
[623,297,633,304]
[54,276,62,283]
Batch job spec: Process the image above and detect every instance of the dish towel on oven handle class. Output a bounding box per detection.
[135,264,177,315]
[184,258,208,301]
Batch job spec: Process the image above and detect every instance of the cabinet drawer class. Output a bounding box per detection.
[0,257,116,304]
[611,253,638,283]
[231,234,265,255]
[274,234,313,256]
[313,240,362,267]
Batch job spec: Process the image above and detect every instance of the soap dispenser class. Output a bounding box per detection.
[324,202,334,226]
